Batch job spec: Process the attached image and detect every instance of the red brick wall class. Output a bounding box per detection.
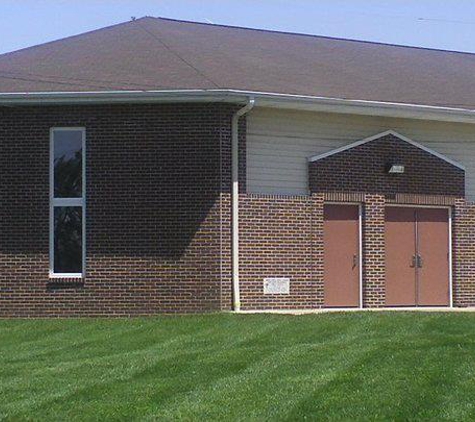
[453,199,475,306]
[362,194,386,307]
[0,103,239,316]
[238,194,324,310]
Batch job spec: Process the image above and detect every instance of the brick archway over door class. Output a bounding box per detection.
[308,131,463,308]
[309,132,464,198]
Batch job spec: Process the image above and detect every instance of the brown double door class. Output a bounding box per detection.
[324,204,360,307]
[385,207,450,307]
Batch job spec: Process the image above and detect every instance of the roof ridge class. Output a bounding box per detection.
[2,15,474,58]
[153,16,475,57]
[134,18,220,88]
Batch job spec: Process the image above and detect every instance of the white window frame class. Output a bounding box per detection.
[49,127,86,278]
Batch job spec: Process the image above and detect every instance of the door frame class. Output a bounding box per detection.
[385,204,453,308]
[325,202,363,309]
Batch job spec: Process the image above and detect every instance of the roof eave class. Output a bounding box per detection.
[0,89,474,125]
[0,89,247,104]
[242,90,475,125]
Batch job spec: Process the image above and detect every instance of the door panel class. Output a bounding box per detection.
[385,207,417,306]
[417,208,450,306]
[324,204,360,307]
[385,207,450,307]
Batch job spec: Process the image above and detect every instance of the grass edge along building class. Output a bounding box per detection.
[2,17,475,316]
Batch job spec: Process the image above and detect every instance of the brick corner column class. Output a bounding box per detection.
[363,194,386,308]
[311,193,325,307]
[452,197,475,307]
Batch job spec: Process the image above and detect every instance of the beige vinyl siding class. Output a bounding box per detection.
[247,107,475,200]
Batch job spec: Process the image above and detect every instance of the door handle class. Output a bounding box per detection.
[411,255,417,268]
[352,254,358,268]
[417,254,423,268]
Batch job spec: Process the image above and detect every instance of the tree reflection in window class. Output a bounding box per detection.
[51,128,85,275]
[54,131,82,198]
[54,207,82,273]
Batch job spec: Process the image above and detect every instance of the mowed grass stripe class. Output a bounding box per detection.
[1,313,475,421]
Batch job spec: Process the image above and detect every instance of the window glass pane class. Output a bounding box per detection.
[54,207,82,274]
[54,130,82,198]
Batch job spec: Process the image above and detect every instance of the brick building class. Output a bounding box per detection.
[1,17,475,315]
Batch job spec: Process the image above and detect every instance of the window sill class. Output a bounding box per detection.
[49,273,83,279]
[47,274,85,289]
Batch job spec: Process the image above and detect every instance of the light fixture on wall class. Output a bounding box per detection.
[386,162,405,174]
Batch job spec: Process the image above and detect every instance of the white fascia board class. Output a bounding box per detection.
[237,91,475,125]
[308,129,465,170]
[0,89,247,104]
[1,88,475,125]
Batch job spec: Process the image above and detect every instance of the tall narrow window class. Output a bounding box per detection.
[50,128,85,277]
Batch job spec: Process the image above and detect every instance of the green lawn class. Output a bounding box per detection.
[1,313,475,421]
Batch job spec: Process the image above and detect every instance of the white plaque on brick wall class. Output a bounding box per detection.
[263,278,290,294]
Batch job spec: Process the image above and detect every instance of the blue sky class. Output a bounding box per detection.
[1,0,475,54]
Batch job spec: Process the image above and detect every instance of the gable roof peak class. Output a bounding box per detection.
[308,130,465,170]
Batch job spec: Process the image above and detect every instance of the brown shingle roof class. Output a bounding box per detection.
[1,16,475,109]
